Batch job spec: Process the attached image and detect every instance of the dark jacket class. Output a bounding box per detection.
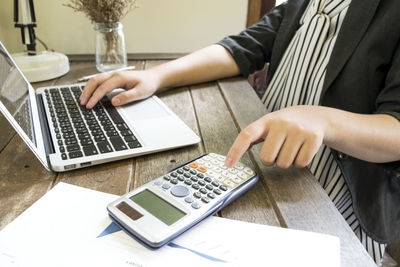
[218,0,400,243]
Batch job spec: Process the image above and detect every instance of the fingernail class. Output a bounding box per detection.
[113,98,120,106]
[225,157,233,168]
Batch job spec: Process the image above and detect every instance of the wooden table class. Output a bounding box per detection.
[0,56,376,267]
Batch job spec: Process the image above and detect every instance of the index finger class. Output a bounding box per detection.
[80,73,113,106]
[85,74,129,109]
[225,120,267,168]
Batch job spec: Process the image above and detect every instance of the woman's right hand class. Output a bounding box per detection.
[80,69,161,109]
[79,44,240,109]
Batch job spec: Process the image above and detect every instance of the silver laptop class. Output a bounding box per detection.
[0,41,200,172]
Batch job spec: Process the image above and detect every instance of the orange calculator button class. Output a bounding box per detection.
[189,162,198,168]
[197,166,207,173]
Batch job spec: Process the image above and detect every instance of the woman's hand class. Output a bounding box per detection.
[79,45,240,110]
[80,69,161,109]
[225,105,331,169]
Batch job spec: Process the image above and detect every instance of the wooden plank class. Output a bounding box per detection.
[130,60,203,190]
[54,60,144,195]
[218,76,376,267]
[0,134,56,229]
[190,81,280,226]
[247,0,263,27]
[247,0,276,27]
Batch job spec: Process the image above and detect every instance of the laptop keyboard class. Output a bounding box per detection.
[44,85,142,160]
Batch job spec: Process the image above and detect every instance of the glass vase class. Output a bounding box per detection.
[94,22,127,72]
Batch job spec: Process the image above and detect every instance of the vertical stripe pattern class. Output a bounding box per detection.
[261,0,386,264]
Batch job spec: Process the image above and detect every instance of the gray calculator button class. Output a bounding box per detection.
[204,177,212,183]
[207,193,216,199]
[170,172,178,178]
[213,188,222,195]
[171,179,178,184]
[206,184,214,191]
[163,175,170,181]
[154,180,162,186]
[191,202,201,209]
[184,173,191,178]
[219,185,228,191]
[178,176,185,181]
[162,183,171,190]
[201,197,210,203]
[192,184,200,190]
[198,180,206,186]
[199,188,208,194]
[184,197,193,203]
[211,181,220,187]
[193,192,202,198]
[184,179,192,185]
[171,185,190,197]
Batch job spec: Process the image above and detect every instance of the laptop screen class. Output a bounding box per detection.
[0,45,35,145]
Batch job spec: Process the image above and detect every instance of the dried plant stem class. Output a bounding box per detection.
[103,30,122,64]
[64,0,136,70]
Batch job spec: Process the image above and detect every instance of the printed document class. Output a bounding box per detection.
[0,182,340,267]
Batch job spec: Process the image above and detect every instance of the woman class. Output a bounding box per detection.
[80,0,400,264]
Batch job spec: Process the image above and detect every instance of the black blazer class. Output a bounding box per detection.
[219,0,400,243]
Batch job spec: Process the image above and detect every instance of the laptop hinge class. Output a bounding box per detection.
[36,94,55,155]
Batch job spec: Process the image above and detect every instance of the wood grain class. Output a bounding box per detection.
[247,0,263,27]
[0,134,56,229]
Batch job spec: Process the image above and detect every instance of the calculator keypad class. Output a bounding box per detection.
[154,153,255,210]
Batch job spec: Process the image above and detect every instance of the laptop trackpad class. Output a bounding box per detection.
[120,97,170,120]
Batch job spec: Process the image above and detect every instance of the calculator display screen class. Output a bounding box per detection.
[130,190,186,226]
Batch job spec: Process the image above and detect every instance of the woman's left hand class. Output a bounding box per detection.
[225,105,331,169]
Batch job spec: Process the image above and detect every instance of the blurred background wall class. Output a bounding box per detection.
[0,0,248,54]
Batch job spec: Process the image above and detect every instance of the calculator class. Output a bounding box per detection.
[107,153,258,248]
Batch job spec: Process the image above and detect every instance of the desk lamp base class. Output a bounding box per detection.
[12,51,70,83]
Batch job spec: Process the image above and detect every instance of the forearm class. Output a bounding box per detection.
[323,107,400,163]
[149,44,240,90]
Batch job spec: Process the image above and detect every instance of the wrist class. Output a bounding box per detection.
[320,106,342,147]
[146,65,170,92]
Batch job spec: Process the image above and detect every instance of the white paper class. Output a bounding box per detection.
[0,182,340,267]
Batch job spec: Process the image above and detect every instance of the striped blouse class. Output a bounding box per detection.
[261,0,386,264]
